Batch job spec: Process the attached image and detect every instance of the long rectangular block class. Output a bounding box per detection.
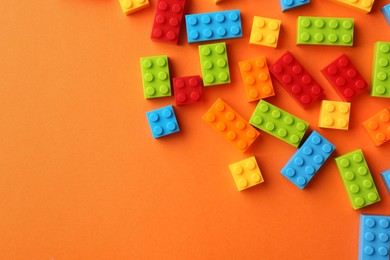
[331,0,375,13]
[140,55,171,98]
[371,42,390,98]
[362,108,390,146]
[381,170,390,194]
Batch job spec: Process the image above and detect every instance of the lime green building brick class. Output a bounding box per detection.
[140,55,171,98]
[371,41,390,98]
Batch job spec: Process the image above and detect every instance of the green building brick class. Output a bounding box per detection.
[199,42,231,86]
[335,149,380,210]
[140,55,171,98]
[249,100,309,147]
[297,16,354,46]
[371,41,390,98]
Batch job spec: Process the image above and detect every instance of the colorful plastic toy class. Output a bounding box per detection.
[281,131,335,189]
[362,108,390,146]
[238,57,275,102]
[382,4,390,25]
[151,0,186,45]
[297,16,354,46]
[270,51,324,109]
[185,10,242,43]
[358,214,390,260]
[146,105,180,138]
[140,55,171,98]
[319,100,351,130]
[381,170,390,194]
[229,156,264,191]
[335,149,380,210]
[173,75,203,105]
[321,54,368,101]
[371,42,390,98]
[249,16,281,48]
[330,0,375,13]
[279,0,310,11]
[199,42,231,86]
[118,0,150,15]
[249,100,309,147]
[202,98,260,153]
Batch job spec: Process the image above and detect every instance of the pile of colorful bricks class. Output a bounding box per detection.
[119,0,390,258]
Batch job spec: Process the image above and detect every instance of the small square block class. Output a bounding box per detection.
[331,0,375,13]
[238,57,275,102]
[249,16,281,48]
[319,100,351,130]
[118,0,150,15]
[279,0,310,11]
[371,42,390,98]
[362,108,390,146]
[382,4,390,26]
[146,105,180,138]
[140,55,171,98]
[229,156,264,191]
[173,75,203,105]
[381,170,390,195]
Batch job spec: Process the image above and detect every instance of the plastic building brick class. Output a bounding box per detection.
[269,51,324,109]
[381,170,390,194]
[146,105,180,138]
[249,16,281,48]
[358,214,390,260]
[281,131,335,189]
[249,100,309,147]
[185,10,242,43]
[238,57,275,102]
[199,42,231,86]
[371,42,390,98]
[140,55,171,98]
[321,54,368,101]
[319,100,351,130]
[229,156,264,191]
[118,0,150,15]
[173,75,203,105]
[151,0,186,45]
[382,4,390,26]
[335,149,381,210]
[362,108,390,146]
[279,0,310,11]
[202,98,260,153]
[297,16,354,46]
[331,0,375,13]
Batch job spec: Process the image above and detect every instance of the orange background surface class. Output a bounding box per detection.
[1,0,390,259]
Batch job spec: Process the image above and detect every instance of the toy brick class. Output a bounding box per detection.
[321,54,368,101]
[297,16,354,46]
[249,100,309,147]
[146,105,180,138]
[281,131,335,189]
[151,0,186,45]
[269,51,324,109]
[335,149,381,210]
[202,98,260,153]
[382,4,390,26]
[238,57,275,102]
[229,156,264,191]
[140,55,171,98]
[362,108,390,146]
[279,0,310,11]
[358,214,390,260]
[173,75,203,105]
[331,0,375,13]
[381,170,390,194]
[371,42,390,98]
[319,100,351,130]
[199,42,231,86]
[185,10,242,43]
[118,0,150,15]
[249,16,281,48]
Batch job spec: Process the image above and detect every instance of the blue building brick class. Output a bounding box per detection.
[280,131,335,189]
[279,0,310,11]
[381,170,390,194]
[185,10,242,43]
[146,105,180,138]
[382,4,390,26]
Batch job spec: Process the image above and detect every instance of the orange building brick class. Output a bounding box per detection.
[362,108,390,146]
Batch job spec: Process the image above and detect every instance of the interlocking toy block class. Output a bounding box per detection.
[151,0,185,45]
[362,108,390,146]
[238,57,275,102]
[146,105,180,138]
[371,42,390,98]
[279,0,310,11]
[281,131,335,189]
[335,149,381,210]
[319,100,351,130]
[270,51,324,109]
[202,98,260,153]
[118,0,150,15]
[185,10,242,43]
[249,16,281,48]
[297,16,354,46]
[199,42,231,86]
[358,214,390,260]
[229,156,264,191]
[321,54,368,101]
[249,100,309,147]
[382,4,390,26]
[173,75,203,105]
[140,55,171,98]
[381,170,390,194]
[331,0,375,13]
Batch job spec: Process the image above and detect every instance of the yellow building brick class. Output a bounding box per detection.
[319,100,351,130]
